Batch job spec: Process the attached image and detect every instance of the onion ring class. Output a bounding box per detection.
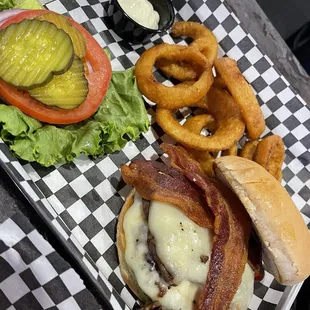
[214,57,265,140]
[183,114,217,177]
[157,59,203,82]
[135,43,213,109]
[156,87,245,151]
[188,151,215,177]
[214,75,227,90]
[173,81,210,109]
[222,144,238,156]
[253,135,285,181]
[182,114,216,133]
[239,140,258,160]
[157,22,218,81]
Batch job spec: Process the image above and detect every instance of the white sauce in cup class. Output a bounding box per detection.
[118,0,160,30]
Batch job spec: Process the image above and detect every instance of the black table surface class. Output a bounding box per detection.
[0,164,114,309]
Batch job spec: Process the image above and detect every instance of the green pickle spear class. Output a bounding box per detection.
[0,19,74,89]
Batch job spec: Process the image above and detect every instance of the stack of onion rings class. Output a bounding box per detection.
[134,21,283,181]
[156,87,245,152]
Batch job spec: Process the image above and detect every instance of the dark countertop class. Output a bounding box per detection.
[226,0,310,106]
[0,164,112,310]
[0,166,27,222]
[1,1,309,309]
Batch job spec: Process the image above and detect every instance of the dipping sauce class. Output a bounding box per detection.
[118,0,160,30]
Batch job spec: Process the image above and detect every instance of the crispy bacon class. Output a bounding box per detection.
[121,160,214,228]
[161,143,251,310]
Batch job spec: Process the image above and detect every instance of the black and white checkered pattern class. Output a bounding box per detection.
[0,212,101,310]
[0,0,309,309]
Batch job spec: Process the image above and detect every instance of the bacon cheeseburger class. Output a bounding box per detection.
[117,144,310,310]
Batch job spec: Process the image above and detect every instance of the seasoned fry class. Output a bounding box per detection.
[253,135,285,181]
[156,88,245,151]
[135,43,213,109]
[222,144,238,156]
[240,140,259,160]
[157,21,218,81]
[214,57,265,140]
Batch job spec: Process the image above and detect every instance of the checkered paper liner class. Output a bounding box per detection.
[0,212,101,310]
[0,0,309,309]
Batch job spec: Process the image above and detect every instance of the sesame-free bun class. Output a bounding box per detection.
[214,156,310,285]
[116,189,151,304]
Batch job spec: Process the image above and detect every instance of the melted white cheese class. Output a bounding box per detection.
[229,264,254,310]
[149,200,213,285]
[123,193,254,310]
[118,0,160,30]
[123,194,200,310]
[123,194,163,298]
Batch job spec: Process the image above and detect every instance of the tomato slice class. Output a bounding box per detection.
[0,10,112,124]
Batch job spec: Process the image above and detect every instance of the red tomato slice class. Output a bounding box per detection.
[0,10,112,124]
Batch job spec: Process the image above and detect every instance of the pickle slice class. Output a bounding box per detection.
[36,13,86,59]
[29,55,88,109]
[0,19,74,89]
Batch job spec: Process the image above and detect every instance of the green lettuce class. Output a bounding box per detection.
[0,68,150,166]
[0,0,43,10]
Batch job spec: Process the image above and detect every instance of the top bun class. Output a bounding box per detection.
[214,156,310,285]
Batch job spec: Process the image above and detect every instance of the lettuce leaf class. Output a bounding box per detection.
[0,68,150,166]
[0,0,43,10]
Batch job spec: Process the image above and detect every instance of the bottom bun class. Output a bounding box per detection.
[116,189,151,304]
[214,156,310,285]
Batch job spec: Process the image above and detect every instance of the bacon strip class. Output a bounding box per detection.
[161,144,251,310]
[121,160,214,228]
